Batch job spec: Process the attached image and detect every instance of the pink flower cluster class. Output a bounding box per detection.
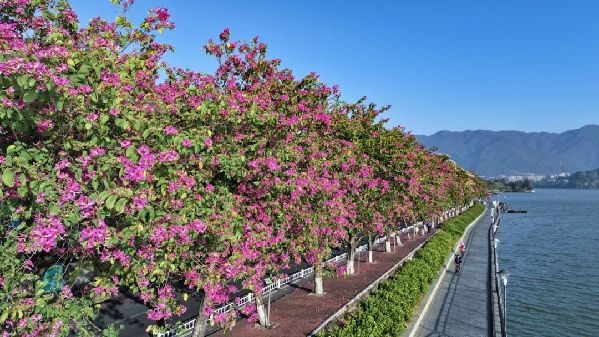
[23,215,65,253]
[79,220,108,249]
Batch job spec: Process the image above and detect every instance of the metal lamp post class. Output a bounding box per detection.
[497,269,510,335]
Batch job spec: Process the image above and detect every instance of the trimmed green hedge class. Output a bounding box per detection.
[318,204,485,337]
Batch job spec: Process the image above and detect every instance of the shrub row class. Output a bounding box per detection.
[318,203,485,337]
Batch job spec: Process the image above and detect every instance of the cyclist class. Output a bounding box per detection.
[454,253,463,273]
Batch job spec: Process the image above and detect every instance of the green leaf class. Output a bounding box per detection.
[98,191,111,201]
[56,99,65,111]
[19,151,32,163]
[2,169,15,187]
[67,212,80,225]
[23,92,38,103]
[48,204,60,215]
[148,206,155,220]
[78,64,92,76]
[105,195,118,209]
[17,75,28,87]
[115,198,127,213]
[17,186,27,197]
[6,145,17,155]
[125,146,137,159]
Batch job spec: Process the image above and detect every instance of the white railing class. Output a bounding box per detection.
[155,230,417,337]
[155,205,470,337]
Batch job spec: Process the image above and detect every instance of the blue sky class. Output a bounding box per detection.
[71,0,599,135]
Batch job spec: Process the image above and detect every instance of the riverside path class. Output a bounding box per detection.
[411,209,493,337]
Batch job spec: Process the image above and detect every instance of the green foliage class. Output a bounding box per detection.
[485,178,533,192]
[318,204,485,337]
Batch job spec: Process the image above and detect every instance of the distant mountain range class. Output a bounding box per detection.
[417,125,599,177]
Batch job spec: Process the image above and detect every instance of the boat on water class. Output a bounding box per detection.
[506,209,527,213]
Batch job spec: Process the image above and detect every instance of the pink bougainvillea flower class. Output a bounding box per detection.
[181,139,192,147]
[36,119,54,132]
[26,215,65,253]
[164,125,178,135]
[219,27,231,42]
[133,194,148,209]
[86,113,99,122]
[188,220,207,233]
[264,157,280,171]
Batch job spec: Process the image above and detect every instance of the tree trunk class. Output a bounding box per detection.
[385,233,392,253]
[191,292,208,337]
[314,263,324,295]
[367,234,374,263]
[346,236,357,275]
[255,291,269,327]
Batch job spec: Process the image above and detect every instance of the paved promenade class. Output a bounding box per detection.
[413,210,492,337]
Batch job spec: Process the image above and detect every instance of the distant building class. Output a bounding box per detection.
[504,174,548,182]
[548,172,570,179]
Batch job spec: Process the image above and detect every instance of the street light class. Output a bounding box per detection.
[497,269,510,335]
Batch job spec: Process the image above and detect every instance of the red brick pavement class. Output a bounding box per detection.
[212,229,436,337]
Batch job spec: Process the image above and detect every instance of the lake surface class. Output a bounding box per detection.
[496,189,599,337]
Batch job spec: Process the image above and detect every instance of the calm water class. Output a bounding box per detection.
[496,189,599,337]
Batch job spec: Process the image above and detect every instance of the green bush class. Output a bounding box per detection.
[318,204,485,337]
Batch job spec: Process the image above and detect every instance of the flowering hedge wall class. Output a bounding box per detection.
[0,0,484,336]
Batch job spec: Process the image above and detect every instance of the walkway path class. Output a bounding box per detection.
[413,210,492,337]
[211,228,437,337]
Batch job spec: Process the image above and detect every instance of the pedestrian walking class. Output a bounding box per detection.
[458,241,465,255]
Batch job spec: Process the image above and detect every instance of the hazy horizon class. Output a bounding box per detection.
[417,123,599,136]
